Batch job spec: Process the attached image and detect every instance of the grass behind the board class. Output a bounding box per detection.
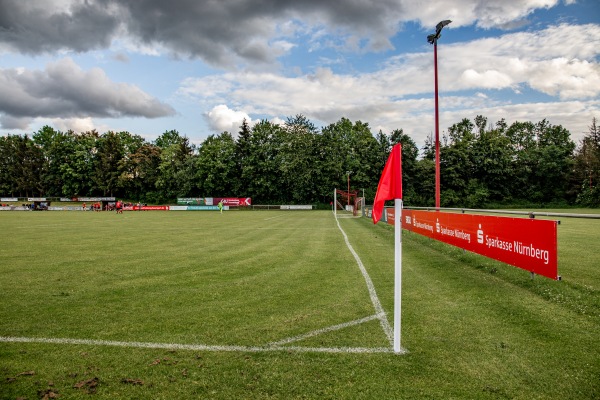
[1,210,599,399]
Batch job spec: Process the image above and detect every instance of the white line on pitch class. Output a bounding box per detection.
[268,314,381,346]
[0,336,395,354]
[335,216,394,347]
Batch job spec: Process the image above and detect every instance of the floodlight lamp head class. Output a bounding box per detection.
[436,20,452,32]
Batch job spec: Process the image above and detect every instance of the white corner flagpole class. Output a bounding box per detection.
[394,198,403,353]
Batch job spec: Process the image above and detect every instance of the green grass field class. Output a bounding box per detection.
[0,210,598,399]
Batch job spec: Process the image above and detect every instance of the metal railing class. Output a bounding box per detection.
[404,206,600,219]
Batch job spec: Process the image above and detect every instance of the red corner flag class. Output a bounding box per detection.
[372,144,402,224]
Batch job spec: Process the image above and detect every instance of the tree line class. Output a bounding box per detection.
[0,115,598,207]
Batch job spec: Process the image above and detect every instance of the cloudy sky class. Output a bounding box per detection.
[0,0,598,149]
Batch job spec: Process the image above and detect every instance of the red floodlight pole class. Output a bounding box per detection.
[428,20,451,211]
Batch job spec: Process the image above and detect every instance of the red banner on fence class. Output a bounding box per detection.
[396,210,558,280]
[213,197,251,206]
[123,205,170,211]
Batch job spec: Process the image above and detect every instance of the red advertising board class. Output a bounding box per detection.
[213,197,251,206]
[141,205,169,210]
[123,205,170,211]
[392,210,558,280]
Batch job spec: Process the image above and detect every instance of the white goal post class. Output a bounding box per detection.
[334,188,364,217]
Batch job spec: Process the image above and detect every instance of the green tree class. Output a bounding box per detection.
[471,118,512,204]
[64,130,99,197]
[505,121,539,201]
[0,135,20,196]
[154,130,185,149]
[279,115,319,203]
[119,143,162,202]
[573,118,600,206]
[422,133,436,161]
[196,132,238,197]
[32,127,100,197]
[114,131,146,199]
[32,125,65,196]
[413,158,435,206]
[440,118,476,206]
[93,131,125,197]
[11,135,44,197]
[319,118,381,202]
[155,136,195,201]
[534,120,575,202]
[235,119,253,195]
[315,123,345,203]
[242,120,285,203]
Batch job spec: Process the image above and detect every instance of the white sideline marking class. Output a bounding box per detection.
[268,314,380,346]
[335,216,394,347]
[0,336,393,354]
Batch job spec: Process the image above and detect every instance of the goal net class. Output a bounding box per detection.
[334,188,363,217]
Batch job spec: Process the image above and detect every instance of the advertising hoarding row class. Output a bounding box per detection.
[75,197,116,202]
[177,197,251,206]
[121,205,228,211]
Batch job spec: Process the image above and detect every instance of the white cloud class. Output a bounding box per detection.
[460,69,514,89]
[442,24,600,98]
[51,117,98,133]
[270,116,286,126]
[400,0,559,30]
[206,104,253,134]
[527,58,600,99]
